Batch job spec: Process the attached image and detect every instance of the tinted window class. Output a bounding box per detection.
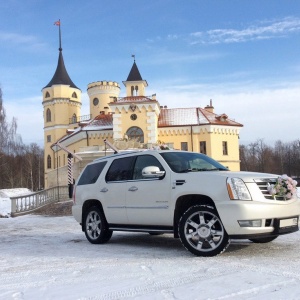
[77,161,107,185]
[106,156,135,182]
[133,155,164,180]
[160,152,228,173]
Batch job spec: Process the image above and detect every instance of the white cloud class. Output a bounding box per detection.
[5,96,44,146]
[153,82,300,145]
[0,31,47,51]
[190,16,300,44]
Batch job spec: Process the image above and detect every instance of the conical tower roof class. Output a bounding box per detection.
[43,49,79,89]
[126,61,143,81]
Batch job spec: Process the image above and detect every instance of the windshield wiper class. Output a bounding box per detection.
[207,168,228,171]
[177,167,228,173]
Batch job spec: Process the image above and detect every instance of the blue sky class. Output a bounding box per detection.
[1,0,300,147]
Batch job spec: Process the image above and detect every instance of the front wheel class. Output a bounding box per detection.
[84,206,113,244]
[249,236,278,243]
[178,205,230,257]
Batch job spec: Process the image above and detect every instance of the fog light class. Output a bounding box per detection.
[238,220,262,227]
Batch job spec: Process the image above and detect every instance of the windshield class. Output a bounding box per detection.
[160,152,228,173]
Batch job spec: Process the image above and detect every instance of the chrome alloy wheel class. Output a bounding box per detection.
[86,210,102,240]
[184,210,224,252]
[179,205,229,256]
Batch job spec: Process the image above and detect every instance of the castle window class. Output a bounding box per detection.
[126,126,144,143]
[45,91,50,98]
[47,135,51,143]
[72,92,77,98]
[135,86,138,96]
[72,114,77,123]
[131,86,134,96]
[181,142,188,151]
[46,108,51,122]
[47,155,52,169]
[200,141,206,154]
[93,98,99,106]
[222,141,228,155]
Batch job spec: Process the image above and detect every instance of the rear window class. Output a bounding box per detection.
[77,161,107,185]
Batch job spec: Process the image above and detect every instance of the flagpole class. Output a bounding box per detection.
[58,19,62,51]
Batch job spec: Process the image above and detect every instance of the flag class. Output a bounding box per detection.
[54,20,60,26]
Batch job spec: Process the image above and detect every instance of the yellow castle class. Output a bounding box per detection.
[42,46,243,188]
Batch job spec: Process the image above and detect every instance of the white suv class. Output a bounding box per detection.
[72,150,300,256]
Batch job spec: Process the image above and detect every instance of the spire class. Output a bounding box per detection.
[126,56,143,81]
[43,20,79,89]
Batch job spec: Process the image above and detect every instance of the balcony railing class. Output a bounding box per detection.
[69,114,91,124]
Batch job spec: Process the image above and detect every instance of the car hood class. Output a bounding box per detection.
[207,170,279,183]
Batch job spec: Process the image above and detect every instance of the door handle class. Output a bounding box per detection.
[100,187,108,193]
[128,186,138,192]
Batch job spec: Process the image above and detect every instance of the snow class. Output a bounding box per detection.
[1,189,300,299]
[1,214,300,299]
[0,189,31,218]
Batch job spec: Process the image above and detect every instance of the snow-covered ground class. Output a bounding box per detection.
[1,189,300,299]
[1,214,300,300]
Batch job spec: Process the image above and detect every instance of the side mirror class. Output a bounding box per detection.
[142,166,165,178]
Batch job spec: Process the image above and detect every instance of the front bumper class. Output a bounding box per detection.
[216,198,300,238]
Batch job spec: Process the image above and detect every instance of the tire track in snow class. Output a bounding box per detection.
[78,266,240,300]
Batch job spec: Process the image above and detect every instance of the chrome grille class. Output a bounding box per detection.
[254,178,286,201]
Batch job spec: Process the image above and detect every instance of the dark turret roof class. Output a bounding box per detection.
[43,49,79,89]
[126,61,143,81]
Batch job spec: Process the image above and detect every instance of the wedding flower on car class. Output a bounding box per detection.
[268,174,298,199]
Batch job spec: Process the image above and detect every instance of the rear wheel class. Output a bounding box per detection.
[178,205,230,257]
[84,206,113,244]
[249,236,278,243]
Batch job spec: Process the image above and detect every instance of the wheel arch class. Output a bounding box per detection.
[173,194,217,238]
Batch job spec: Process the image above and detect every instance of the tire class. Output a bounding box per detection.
[84,206,113,244]
[249,236,278,243]
[178,205,230,257]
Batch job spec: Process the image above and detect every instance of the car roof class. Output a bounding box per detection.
[91,149,195,163]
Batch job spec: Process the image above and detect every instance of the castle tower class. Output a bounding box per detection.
[87,81,120,119]
[122,56,148,97]
[42,21,81,188]
[109,58,160,144]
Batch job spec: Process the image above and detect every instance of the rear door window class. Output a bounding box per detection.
[77,161,107,185]
[106,156,135,182]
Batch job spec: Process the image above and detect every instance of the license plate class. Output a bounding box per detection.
[279,218,298,228]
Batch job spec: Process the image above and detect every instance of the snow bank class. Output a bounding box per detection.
[0,188,31,198]
[0,188,32,217]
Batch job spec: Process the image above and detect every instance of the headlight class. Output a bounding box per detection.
[227,177,252,200]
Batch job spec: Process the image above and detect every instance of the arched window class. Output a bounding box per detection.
[72,92,77,98]
[47,155,51,169]
[45,91,50,98]
[126,126,144,143]
[46,108,51,122]
[135,86,138,96]
[131,86,134,96]
[72,113,77,124]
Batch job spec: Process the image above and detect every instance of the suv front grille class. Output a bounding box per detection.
[254,178,287,201]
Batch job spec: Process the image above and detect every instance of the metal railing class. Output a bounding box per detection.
[10,186,69,217]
